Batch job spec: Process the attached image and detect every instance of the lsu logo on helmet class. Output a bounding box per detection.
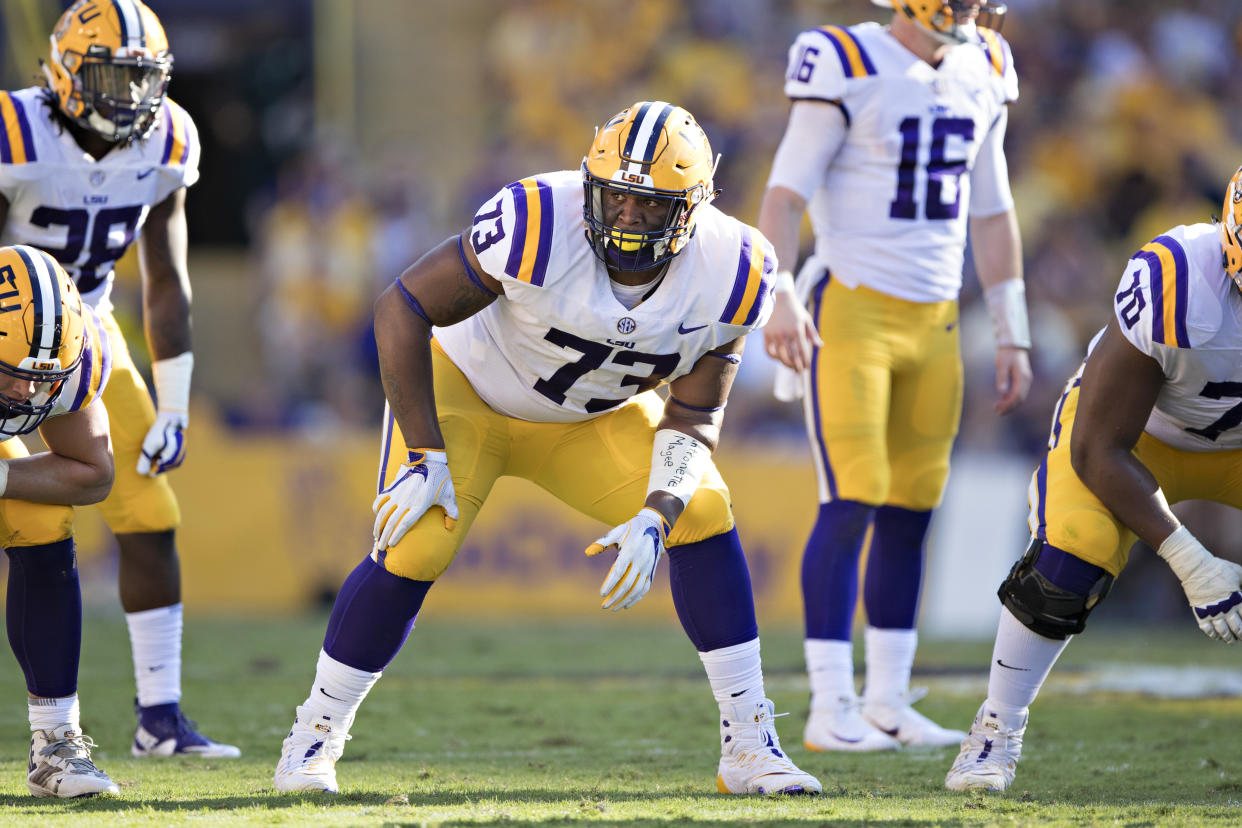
[0,245,89,436]
[1220,166,1242,287]
[582,101,719,272]
[42,0,173,143]
[871,0,1007,45]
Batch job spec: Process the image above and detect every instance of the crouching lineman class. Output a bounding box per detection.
[945,167,1242,792]
[273,101,821,797]
[0,245,116,796]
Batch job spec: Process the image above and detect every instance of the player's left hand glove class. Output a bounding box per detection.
[372,449,459,549]
[1157,526,1242,643]
[137,409,188,476]
[584,508,670,611]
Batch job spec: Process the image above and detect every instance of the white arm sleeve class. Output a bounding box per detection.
[968,106,1015,218]
[765,101,847,204]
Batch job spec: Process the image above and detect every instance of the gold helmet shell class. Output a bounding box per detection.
[42,0,172,143]
[871,0,1008,45]
[582,101,718,271]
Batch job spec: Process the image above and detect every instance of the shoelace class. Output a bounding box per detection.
[40,735,102,773]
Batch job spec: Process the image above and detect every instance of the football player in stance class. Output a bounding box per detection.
[757,0,1031,752]
[273,101,822,797]
[0,245,117,796]
[946,168,1242,792]
[0,0,237,757]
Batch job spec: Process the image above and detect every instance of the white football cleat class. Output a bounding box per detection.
[862,688,967,747]
[273,705,350,793]
[717,698,822,796]
[804,694,900,752]
[945,703,1027,792]
[27,725,120,798]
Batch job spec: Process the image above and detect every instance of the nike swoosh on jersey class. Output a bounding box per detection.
[677,323,708,334]
[137,168,156,179]
[995,658,1031,671]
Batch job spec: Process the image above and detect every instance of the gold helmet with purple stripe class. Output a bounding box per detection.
[42,0,173,143]
[1221,166,1242,287]
[871,0,1007,45]
[0,245,89,436]
[582,101,718,271]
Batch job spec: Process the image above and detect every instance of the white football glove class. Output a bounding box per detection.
[138,353,194,477]
[1157,526,1242,643]
[372,449,459,549]
[584,508,670,611]
[137,409,188,476]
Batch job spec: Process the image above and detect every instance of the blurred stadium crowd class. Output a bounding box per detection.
[1,0,1240,618]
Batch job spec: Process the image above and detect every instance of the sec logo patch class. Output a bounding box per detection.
[617,317,637,334]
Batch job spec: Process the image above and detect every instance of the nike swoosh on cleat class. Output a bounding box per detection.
[677,323,708,334]
[996,658,1031,671]
[879,726,899,737]
[828,731,863,743]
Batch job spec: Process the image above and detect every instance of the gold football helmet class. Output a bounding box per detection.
[1221,166,1242,287]
[42,0,173,143]
[0,245,89,436]
[582,101,718,271]
[871,0,1007,45]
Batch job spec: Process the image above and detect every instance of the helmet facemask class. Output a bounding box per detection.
[1220,166,1242,292]
[0,358,76,437]
[583,172,703,272]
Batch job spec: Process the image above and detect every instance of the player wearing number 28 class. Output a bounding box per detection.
[757,0,1031,752]
[0,0,236,757]
[946,167,1242,792]
[273,101,821,796]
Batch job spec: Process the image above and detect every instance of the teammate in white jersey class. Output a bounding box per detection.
[274,101,821,797]
[757,0,1032,753]
[0,0,236,757]
[946,168,1242,793]
[0,244,120,797]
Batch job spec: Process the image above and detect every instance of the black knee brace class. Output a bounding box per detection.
[997,538,1114,640]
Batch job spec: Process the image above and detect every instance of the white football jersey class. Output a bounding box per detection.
[0,303,112,442]
[1102,223,1242,452]
[782,22,1016,302]
[434,170,776,423]
[0,87,200,313]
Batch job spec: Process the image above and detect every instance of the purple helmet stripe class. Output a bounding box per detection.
[621,101,653,161]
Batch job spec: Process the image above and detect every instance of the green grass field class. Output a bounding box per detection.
[0,612,1238,826]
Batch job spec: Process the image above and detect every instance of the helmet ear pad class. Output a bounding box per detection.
[582,101,718,272]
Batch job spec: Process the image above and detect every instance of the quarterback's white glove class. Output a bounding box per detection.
[137,409,188,476]
[372,449,459,549]
[584,508,670,611]
[1157,526,1242,643]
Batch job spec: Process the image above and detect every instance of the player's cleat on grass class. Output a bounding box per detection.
[717,698,822,795]
[273,705,350,793]
[944,703,1026,792]
[27,725,119,798]
[804,694,900,752]
[862,688,967,747]
[132,701,241,757]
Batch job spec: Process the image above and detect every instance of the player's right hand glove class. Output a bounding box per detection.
[1157,526,1242,643]
[372,449,458,549]
[584,508,670,611]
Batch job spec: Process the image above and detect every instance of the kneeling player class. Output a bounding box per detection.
[945,168,1242,792]
[273,101,820,797]
[0,246,116,797]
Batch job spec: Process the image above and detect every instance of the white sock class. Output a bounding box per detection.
[127,603,183,707]
[862,626,918,707]
[698,638,765,707]
[30,694,79,732]
[805,638,856,709]
[301,650,381,732]
[986,607,1070,716]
